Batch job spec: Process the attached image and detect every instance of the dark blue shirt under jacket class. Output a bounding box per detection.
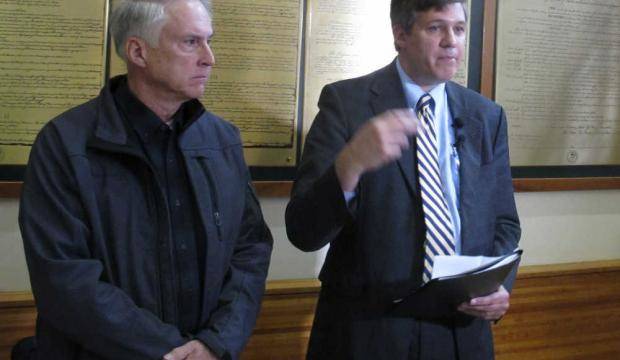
[113,79,206,334]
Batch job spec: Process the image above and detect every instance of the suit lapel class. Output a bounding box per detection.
[446,82,483,254]
[370,61,419,198]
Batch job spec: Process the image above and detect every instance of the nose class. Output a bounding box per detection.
[199,41,215,66]
[441,28,457,48]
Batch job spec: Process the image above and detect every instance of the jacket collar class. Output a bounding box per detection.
[88,76,209,155]
[93,76,130,146]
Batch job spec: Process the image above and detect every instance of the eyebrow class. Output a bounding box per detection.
[427,19,467,26]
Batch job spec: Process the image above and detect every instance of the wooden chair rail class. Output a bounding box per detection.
[1,261,619,359]
[3,177,620,199]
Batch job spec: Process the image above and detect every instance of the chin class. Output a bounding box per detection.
[435,69,458,82]
[185,87,206,100]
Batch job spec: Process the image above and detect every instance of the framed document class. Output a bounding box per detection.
[0,0,109,182]
[485,0,620,190]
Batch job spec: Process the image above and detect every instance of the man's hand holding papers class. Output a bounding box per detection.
[457,285,510,321]
[391,249,522,319]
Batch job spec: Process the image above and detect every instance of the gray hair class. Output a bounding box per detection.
[110,0,212,62]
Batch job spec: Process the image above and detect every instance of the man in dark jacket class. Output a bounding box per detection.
[286,0,520,359]
[18,1,273,359]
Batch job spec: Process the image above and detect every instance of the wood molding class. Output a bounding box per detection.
[0,292,34,309]
[513,177,620,192]
[516,259,620,278]
[4,177,620,199]
[480,0,497,99]
[252,181,293,198]
[2,261,620,359]
[0,181,294,199]
[0,182,22,198]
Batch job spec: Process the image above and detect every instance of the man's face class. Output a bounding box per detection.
[394,3,466,90]
[144,0,214,102]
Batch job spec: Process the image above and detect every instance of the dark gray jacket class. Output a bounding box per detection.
[286,61,520,359]
[19,77,273,360]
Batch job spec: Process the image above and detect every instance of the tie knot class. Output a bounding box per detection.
[416,93,435,114]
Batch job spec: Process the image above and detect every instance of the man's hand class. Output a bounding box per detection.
[458,286,510,321]
[163,340,219,360]
[335,109,419,191]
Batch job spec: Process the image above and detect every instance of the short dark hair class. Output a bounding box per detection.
[390,0,466,32]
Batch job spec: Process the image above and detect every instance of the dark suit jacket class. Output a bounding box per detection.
[285,61,521,359]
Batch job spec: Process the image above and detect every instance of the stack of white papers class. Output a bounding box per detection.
[432,250,522,280]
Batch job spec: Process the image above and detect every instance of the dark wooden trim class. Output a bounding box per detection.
[0,182,22,198]
[517,260,620,278]
[5,177,620,199]
[480,0,497,99]
[0,181,294,199]
[253,181,293,197]
[513,178,620,192]
[0,292,35,309]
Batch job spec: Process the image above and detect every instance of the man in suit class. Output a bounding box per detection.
[285,0,521,358]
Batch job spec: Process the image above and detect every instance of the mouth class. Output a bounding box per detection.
[437,56,458,64]
[191,75,210,83]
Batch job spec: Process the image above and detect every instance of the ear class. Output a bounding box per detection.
[392,24,407,51]
[125,36,149,68]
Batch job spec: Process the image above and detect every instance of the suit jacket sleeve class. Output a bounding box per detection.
[19,124,187,359]
[286,84,356,252]
[491,107,521,292]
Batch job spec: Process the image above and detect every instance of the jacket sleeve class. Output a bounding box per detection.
[491,107,522,292]
[195,179,273,360]
[19,124,187,359]
[285,84,356,252]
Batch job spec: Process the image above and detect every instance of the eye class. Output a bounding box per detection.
[184,37,198,47]
[454,25,466,34]
[428,25,440,33]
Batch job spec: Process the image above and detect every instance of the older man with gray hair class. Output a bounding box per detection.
[18,1,273,359]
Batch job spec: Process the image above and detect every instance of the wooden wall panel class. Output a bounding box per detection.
[241,280,319,359]
[493,263,620,359]
[0,293,36,360]
[1,262,619,360]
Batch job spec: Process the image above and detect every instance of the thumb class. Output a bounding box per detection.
[164,345,192,360]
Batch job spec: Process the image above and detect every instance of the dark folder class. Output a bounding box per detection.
[391,250,522,318]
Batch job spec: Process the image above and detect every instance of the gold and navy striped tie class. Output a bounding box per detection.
[416,93,456,283]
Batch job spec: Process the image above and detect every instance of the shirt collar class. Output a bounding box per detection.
[112,77,205,143]
[395,58,446,112]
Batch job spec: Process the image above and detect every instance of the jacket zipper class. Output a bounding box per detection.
[141,166,166,319]
[198,158,222,241]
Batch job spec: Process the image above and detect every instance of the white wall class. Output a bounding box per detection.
[515,190,620,265]
[2,190,620,291]
[0,199,29,291]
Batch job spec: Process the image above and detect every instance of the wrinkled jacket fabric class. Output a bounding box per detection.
[19,77,273,360]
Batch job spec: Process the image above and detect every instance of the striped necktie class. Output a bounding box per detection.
[416,93,456,283]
